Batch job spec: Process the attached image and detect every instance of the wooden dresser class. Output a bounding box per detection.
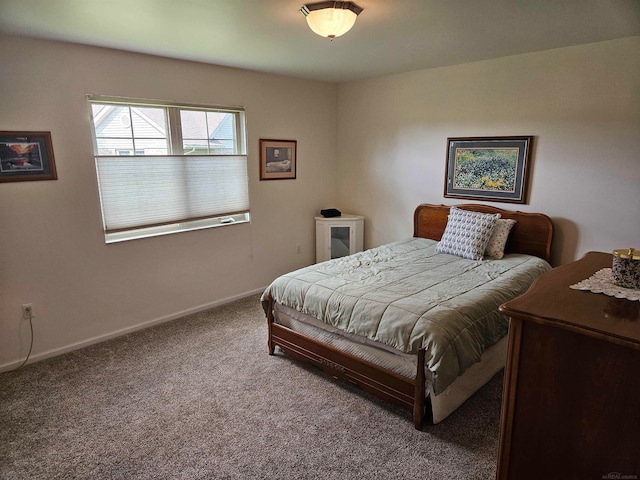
[497,251,640,480]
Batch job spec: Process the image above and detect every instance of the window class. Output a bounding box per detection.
[88,96,250,243]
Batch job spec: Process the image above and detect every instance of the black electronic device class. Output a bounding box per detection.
[320,208,342,218]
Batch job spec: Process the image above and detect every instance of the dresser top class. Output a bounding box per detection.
[500,251,640,348]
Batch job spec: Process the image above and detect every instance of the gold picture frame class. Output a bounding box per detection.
[259,139,297,180]
[0,131,58,183]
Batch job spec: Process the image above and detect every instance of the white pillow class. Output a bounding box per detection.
[435,206,500,260]
[485,219,517,259]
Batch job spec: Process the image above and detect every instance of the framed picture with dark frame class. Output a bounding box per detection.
[444,136,533,204]
[0,131,58,183]
[259,139,296,180]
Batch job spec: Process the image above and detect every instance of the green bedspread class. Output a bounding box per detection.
[262,237,551,394]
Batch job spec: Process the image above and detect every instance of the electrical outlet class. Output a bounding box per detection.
[22,303,34,321]
[296,244,302,254]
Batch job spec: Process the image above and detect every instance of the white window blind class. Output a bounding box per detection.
[88,96,249,242]
[95,155,249,232]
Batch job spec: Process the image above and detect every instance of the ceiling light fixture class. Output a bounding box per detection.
[300,1,363,40]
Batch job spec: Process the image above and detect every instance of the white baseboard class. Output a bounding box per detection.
[0,287,266,373]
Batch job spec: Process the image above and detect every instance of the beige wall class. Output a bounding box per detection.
[336,37,640,266]
[0,35,338,369]
[2,34,639,369]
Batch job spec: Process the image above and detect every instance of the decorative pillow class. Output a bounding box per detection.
[435,206,500,260]
[485,219,517,259]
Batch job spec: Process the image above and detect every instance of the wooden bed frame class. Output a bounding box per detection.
[265,203,553,429]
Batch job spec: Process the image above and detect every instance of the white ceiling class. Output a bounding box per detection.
[1,0,639,83]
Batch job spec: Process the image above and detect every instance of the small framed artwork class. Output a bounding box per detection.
[444,136,533,203]
[259,139,296,180]
[0,131,58,183]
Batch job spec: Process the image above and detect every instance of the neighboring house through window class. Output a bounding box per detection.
[88,96,250,243]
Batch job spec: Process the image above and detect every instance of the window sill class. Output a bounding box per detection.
[104,213,250,244]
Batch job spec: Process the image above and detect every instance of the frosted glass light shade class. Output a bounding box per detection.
[305,8,356,38]
[301,2,363,39]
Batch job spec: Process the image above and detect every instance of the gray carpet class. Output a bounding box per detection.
[0,294,502,479]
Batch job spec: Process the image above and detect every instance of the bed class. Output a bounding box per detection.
[262,203,553,429]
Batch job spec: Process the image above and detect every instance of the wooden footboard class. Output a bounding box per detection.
[266,296,429,429]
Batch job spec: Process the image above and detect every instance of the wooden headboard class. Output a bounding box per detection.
[413,203,554,263]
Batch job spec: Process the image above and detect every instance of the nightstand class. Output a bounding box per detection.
[315,214,364,263]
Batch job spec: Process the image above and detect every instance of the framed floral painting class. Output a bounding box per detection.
[444,136,533,204]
